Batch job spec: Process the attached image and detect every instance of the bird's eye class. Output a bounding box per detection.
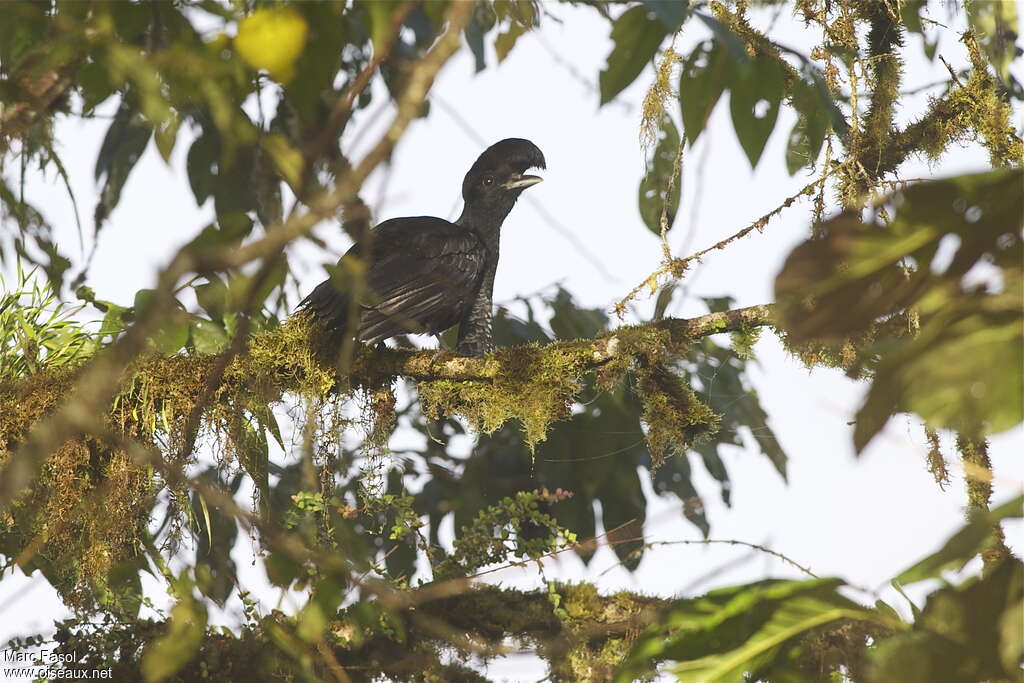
[483,176,495,186]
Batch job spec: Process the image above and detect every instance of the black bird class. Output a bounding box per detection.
[298,138,546,356]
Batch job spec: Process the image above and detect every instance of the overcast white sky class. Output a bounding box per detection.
[2,4,1022,680]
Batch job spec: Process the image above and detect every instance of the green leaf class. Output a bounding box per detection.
[265,550,302,588]
[283,3,346,123]
[653,284,675,320]
[153,314,189,356]
[186,216,254,255]
[687,338,788,482]
[784,112,825,176]
[679,41,730,145]
[652,450,710,535]
[894,495,1023,585]
[191,317,229,354]
[616,578,877,683]
[548,287,608,340]
[901,0,937,61]
[599,6,667,105]
[870,559,1023,682]
[642,0,690,30]
[671,596,866,681]
[638,114,682,236]
[94,99,152,228]
[226,257,288,314]
[693,12,749,64]
[260,134,302,194]
[141,584,208,682]
[729,56,784,168]
[78,55,117,114]
[775,170,1024,448]
[359,0,395,55]
[154,112,180,163]
[194,276,228,322]
[855,290,1023,450]
[191,476,240,607]
[186,133,218,206]
[597,464,646,570]
[133,289,188,355]
[464,4,495,74]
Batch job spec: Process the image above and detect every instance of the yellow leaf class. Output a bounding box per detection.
[235,7,308,83]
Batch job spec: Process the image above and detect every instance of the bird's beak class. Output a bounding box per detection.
[503,173,543,190]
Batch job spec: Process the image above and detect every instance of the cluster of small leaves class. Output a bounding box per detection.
[0,264,96,379]
[433,490,576,579]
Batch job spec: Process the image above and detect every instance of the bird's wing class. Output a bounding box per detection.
[357,217,486,344]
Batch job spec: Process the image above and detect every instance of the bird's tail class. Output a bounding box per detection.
[297,278,350,332]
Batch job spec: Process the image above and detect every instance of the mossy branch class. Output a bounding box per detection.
[362,304,776,382]
[955,435,1011,570]
[0,304,777,426]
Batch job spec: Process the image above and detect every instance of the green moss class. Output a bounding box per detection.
[416,324,716,468]
[545,582,662,682]
[636,363,719,469]
[417,342,592,450]
[730,325,762,360]
[233,313,337,399]
[0,310,719,605]
[0,314,351,608]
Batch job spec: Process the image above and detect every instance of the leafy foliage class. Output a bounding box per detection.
[616,500,1024,682]
[0,265,96,379]
[776,169,1023,450]
[0,0,1020,681]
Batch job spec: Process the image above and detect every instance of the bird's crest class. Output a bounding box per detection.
[463,138,546,198]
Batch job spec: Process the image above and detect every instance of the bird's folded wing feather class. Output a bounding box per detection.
[356,217,486,344]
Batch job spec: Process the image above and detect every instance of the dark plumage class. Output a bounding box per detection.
[298,138,546,355]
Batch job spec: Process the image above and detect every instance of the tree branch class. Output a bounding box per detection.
[346,303,776,382]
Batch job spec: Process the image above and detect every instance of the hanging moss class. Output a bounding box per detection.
[417,342,591,449]
[415,322,716,461]
[231,313,338,400]
[635,362,719,469]
[0,314,349,606]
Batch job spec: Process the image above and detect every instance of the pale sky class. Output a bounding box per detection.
[1,4,1021,681]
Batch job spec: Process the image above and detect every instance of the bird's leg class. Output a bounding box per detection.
[434,333,452,351]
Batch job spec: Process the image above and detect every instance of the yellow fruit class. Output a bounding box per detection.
[235,7,308,83]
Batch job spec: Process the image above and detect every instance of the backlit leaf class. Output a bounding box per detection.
[638,114,682,235]
[679,41,729,145]
[191,317,229,354]
[730,56,784,168]
[94,99,152,229]
[616,578,877,683]
[599,6,667,105]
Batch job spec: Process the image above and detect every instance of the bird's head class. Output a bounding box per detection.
[461,138,546,212]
